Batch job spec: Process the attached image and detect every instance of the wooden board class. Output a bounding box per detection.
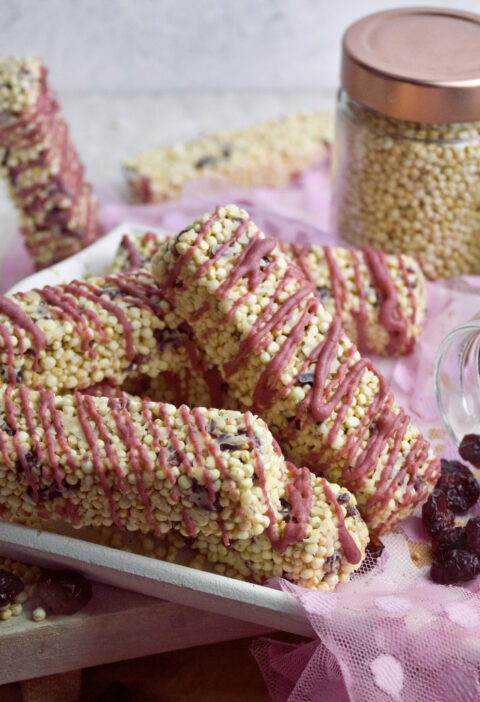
[0,583,273,685]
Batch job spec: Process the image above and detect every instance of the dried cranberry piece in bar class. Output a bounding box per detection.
[459,434,480,467]
[38,569,92,615]
[437,458,480,513]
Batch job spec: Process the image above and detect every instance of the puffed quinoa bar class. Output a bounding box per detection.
[0,387,288,542]
[6,469,368,590]
[0,56,99,268]
[0,265,227,407]
[192,467,369,590]
[123,110,333,203]
[151,204,440,533]
[0,268,173,388]
[111,231,426,356]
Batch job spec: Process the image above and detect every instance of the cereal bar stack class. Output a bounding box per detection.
[0,56,99,269]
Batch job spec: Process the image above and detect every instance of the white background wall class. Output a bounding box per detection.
[3,0,480,94]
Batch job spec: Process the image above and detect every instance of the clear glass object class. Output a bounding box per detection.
[334,7,480,281]
[331,89,480,281]
[434,321,480,446]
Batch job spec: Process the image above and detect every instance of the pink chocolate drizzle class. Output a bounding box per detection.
[321,478,362,565]
[287,243,416,355]
[362,246,412,355]
[0,297,46,371]
[121,234,143,270]
[244,413,311,554]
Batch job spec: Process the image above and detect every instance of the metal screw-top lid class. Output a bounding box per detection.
[342,7,480,123]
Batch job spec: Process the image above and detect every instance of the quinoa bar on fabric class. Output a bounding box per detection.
[0,57,99,268]
[0,386,368,588]
[112,232,426,357]
[123,110,332,204]
[0,267,223,408]
[151,205,440,534]
[0,388,286,541]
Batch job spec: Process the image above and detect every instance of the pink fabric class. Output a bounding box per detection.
[3,162,480,701]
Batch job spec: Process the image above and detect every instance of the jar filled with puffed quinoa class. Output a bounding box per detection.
[331,7,480,280]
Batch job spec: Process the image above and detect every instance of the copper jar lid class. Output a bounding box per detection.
[342,7,480,123]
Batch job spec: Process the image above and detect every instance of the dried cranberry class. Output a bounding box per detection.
[466,517,480,556]
[356,535,385,575]
[296,372,315,387]
[422,489,455,537]
[38,569,92,615]
[0,568,24,607]
[94,682,132,702]
[324,552,341,574]
[432,526,467,559]
[459,434,480,467]
[195,155,218,169]
[218,434,244,451]
[316,286,331,302]
[1,420,15,436]
[189,480,220,512]
[337,493,350,504]
[430,550,480,584]
[100,286,129,299]
[208,419,218,436]
[168,448,182,466]
[23,450,41,470]
[27,482,63,503]
[154,328,188,351]
[437,459,480,513]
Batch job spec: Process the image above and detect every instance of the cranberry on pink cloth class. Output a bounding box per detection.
[2,163,480,702]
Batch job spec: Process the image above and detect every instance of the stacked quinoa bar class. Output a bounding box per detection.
[0,387,369,589]
[0,57,99,269]
[111,230,426,357]
[0,266,221,408]
[151,205,439,534]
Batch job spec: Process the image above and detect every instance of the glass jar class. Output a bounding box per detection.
[331,8,480,281]
[434,321,480,446]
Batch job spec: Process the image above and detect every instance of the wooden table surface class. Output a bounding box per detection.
[0,633,308,701]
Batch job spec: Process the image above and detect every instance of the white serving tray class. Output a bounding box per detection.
[0,223,314,639]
